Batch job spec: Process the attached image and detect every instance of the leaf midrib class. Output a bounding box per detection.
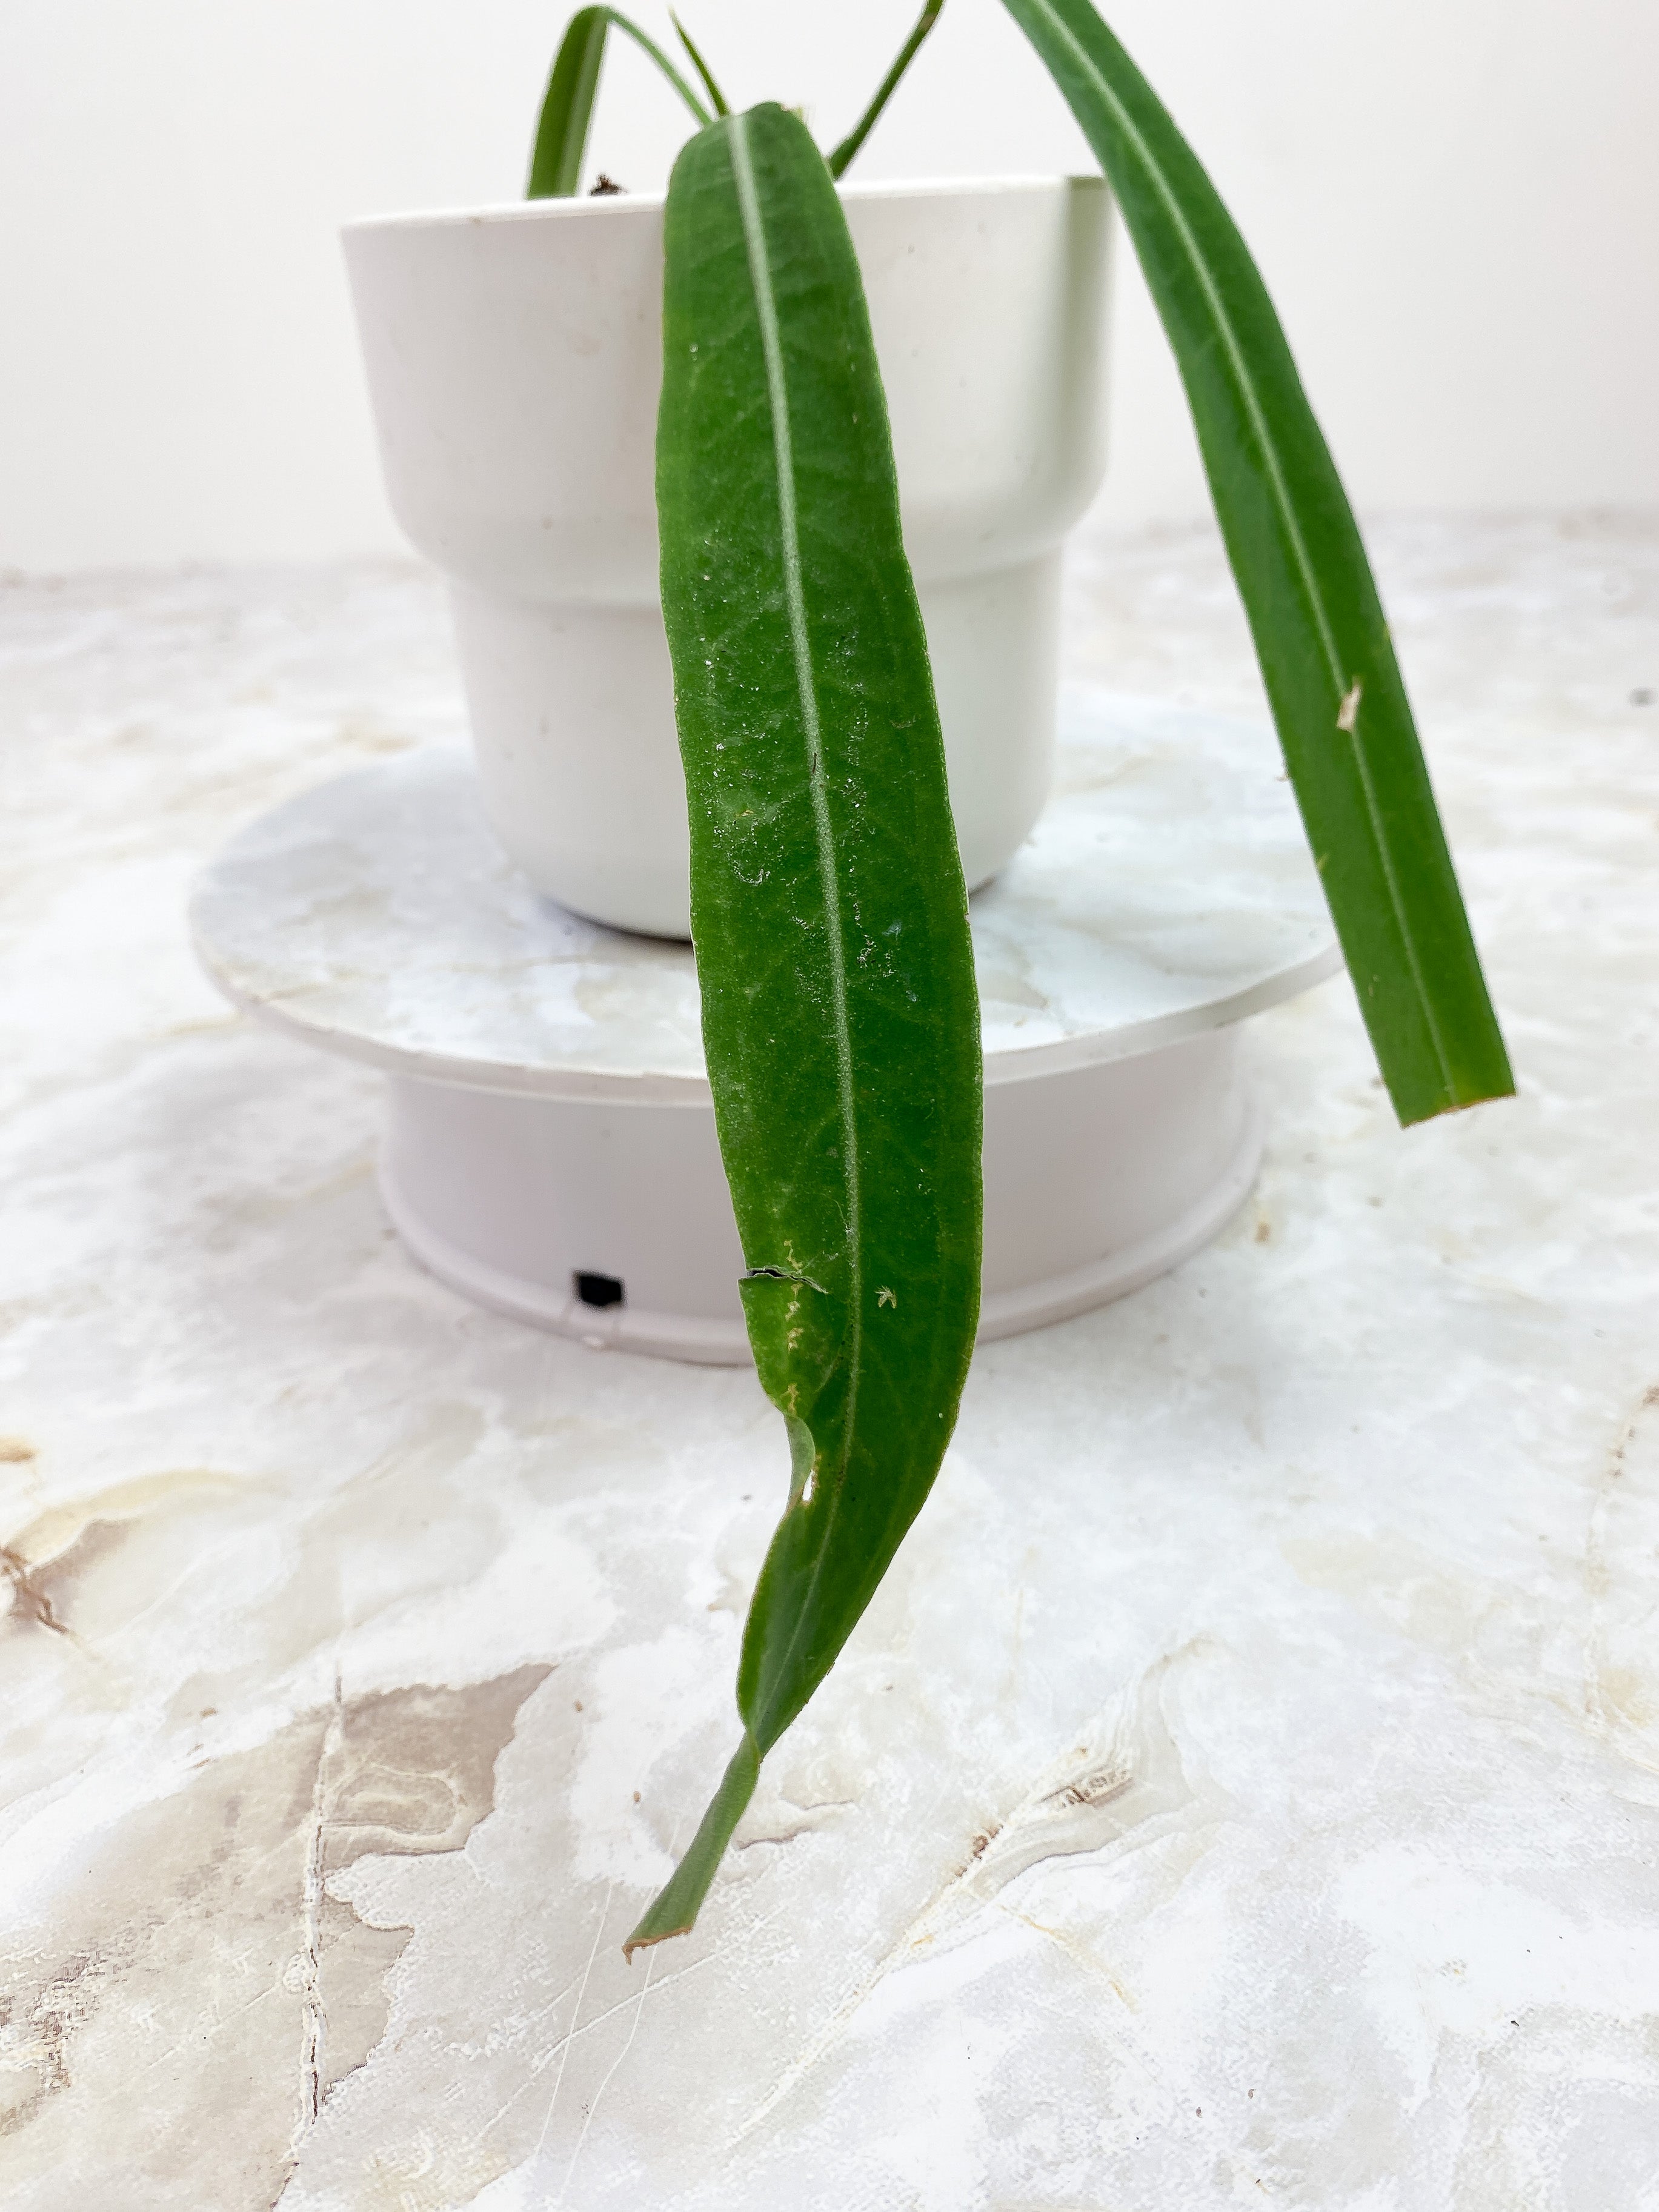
[1026,0,1454,1097]
[727,110,863,1725]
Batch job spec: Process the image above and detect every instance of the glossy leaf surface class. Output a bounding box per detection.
[627,103,983,1953]
[1003,0,1513,1124]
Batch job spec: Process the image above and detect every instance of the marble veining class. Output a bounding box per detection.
[2,516,1658,2210]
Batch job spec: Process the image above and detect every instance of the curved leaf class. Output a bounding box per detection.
[626,103,983,1955]
[670,10,732,119]
[1003,0,1513,1125]
[527,5,711,199]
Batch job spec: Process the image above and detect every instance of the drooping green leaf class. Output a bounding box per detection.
[526,5,711,199]
[827,0,946,179]
[625,102,983,1956]
[1002,0,1514,1126]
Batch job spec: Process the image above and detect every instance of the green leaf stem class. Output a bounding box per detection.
[827,0,946,179]
[671,10,732,118]
[1002,0,1513,1124]
[625,103,983,1956]
[527,5,711,198]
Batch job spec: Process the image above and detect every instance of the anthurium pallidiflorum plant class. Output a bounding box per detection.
[522,0,1514,1956]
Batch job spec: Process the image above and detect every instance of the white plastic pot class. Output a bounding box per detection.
[343,176,1111,937]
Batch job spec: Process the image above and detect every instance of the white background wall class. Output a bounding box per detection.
[2,0,1655,570]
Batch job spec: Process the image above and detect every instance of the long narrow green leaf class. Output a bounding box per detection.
[526,5,711,199]
[670,10,731,118]
[1002,0,1513,1125]
[526,6,610,197]
[626,102,983,1956]
[827,0,946,180]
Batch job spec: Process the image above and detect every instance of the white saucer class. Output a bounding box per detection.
[192,692,1340,1363]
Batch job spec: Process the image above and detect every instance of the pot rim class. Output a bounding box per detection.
[343,170,1104,239]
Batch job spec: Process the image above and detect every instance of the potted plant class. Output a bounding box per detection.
[342,0,1513,1959]
[344,109,1109,937]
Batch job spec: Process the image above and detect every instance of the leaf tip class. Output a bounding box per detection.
[622,1919,691,1965]
[1394,1075,1518,1130]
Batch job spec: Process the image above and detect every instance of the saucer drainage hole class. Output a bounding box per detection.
[575,1271,625,1310]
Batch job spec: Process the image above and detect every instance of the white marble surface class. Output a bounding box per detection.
[190,697,1337,1098]
[2,516,1657,2210]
